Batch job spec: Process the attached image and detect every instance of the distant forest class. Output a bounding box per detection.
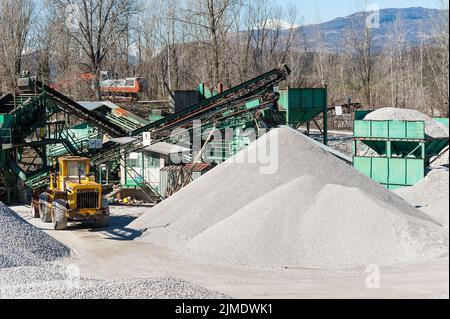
[0,0,448,117]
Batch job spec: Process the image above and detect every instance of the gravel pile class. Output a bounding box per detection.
[364,107,449,139]
[430,148,449,168]
[395,168,449,228]
[0,204,227,299]
[130,127,448,269]
[0,203,71,268]
[187,179,447,268]
[0,265,228,299]
[321,134,353,156]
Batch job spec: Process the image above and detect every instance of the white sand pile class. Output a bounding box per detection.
[364,107,449,139]
[0,203,71,268]
[395,169,449,228]
[130,127,448,269]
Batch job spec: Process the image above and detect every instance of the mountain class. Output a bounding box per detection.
[293,7,443,52]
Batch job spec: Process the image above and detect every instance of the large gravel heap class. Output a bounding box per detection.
[395,168,449,228]
[130,127,448,269]
[364,107,449,139]
[0,203,71,268]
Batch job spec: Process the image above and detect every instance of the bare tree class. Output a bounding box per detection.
[174,0,237,86]
[53,0,139,100]
[345,9,375,107]
[0,0,34,92]
[424,0,449,116]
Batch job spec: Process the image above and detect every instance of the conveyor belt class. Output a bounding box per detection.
[88,64,291,165]
[132,64,291,136]
[30,79,127,138]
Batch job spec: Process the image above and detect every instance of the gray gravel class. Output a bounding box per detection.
[0,203,71,268]
[130,127,448,269]
[395,168,449,228]
[187,178,448,268]
[430,149,449,168]
[0,265,229,299]
[0,203,228,299]
[364,107,449,139]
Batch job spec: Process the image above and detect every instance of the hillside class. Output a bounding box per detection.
[294,7,443,52]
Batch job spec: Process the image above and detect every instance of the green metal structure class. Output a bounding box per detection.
[278,87,328,131]
[353,110,449,190]
[0,76,131,202]
[122,151,161,190]
[247,87,329,143]
[0,64,331,205]
[88,64,291,167]
[280,87,328,145]
[199,87,330,163]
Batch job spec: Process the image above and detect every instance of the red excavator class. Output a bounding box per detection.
[50,71,148,102]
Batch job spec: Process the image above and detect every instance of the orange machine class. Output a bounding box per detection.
[50,71,148,101]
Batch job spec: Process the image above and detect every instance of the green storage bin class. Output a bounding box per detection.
[353,157,372,178]
[279,88,327,125]
[371,121,389,138]
[354,120,371,138]
[372,158,389,183]
[389,121,407,139]
[406,159,425,185]
[406,121,425,139]
[352,112,445,189]
[388,158,406,185]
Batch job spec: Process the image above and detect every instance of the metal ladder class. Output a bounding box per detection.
[118,151,164,203]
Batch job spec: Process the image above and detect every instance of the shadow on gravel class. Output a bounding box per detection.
[87,214,142,240]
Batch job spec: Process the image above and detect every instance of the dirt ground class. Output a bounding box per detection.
[9,205,449,299]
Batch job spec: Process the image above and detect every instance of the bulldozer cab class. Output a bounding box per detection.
[50,156,94,192]
[60,157,89,180]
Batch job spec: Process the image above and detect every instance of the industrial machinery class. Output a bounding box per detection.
[88,64,292,166]
[50,71,148,102]
[30,156,109,230]
[99,71,148,101]
[353,111,449,189]
[0,74,128,203]
[1,64,291,204]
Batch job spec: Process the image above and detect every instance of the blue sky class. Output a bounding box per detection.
[280,0,441,25]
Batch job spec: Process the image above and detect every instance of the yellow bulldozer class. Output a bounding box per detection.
[30,156,109,230]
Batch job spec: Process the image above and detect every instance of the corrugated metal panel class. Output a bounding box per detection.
[173,91,201,113]
[159,164,212,197]
[278,88,327,125]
